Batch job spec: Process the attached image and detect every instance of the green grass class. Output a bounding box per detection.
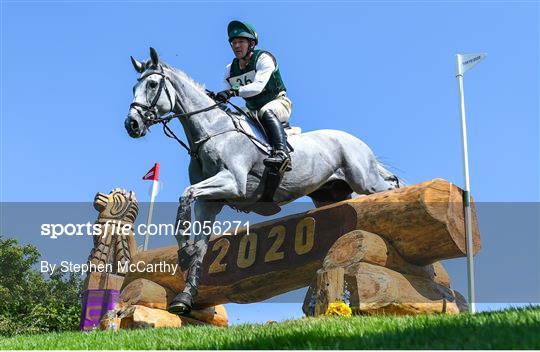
[1,306,539,350]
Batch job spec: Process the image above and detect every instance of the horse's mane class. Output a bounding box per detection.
[163,62,207,93]
[141,59,208,96]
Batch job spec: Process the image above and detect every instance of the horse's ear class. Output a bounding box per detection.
[130,56,145,73]
[149,47,159,66]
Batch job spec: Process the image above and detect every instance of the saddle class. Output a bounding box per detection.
[229,109,300,155]
[226,109,301,215]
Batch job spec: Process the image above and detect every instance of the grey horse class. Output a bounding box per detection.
[125,48,400,315]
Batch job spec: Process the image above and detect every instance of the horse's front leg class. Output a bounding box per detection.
[172,168,245,248]
[168,169,245,315]
[168,200,223,315]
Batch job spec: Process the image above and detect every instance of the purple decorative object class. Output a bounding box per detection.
[79,289,119,331]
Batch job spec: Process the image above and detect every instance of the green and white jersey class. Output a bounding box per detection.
[224,50,286,111]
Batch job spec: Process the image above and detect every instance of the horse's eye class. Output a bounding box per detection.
[148,81,158,89]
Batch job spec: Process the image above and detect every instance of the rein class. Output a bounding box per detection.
[131,67,258,160]
[160,91,254,160]
[162,95,264,161]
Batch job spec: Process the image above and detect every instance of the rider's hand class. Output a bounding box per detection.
[215,88,238,103]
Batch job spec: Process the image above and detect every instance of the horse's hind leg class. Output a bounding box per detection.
[308,179,353,207]
[342,149,395,195]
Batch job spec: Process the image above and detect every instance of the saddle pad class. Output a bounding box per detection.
[236,115,271,149]
[234,113,301,153]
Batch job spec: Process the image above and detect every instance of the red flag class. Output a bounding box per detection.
[142,163,160,181]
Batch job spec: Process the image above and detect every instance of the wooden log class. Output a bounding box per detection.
[322,230,451,288]
[122,200,357,307]
[121,179,479,308]
[118,305,182,329]
[99,313,121,331]
[304,231,463,316]
[119,278,228,327]
[189,305,227,327]
[119,278,175,310]
[345,262,466,315]
[345,178,481,265]
[305,263,466,316]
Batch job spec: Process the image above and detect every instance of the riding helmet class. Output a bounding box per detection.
[227,20,258,45]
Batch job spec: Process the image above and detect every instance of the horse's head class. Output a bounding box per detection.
[125,47,177,138]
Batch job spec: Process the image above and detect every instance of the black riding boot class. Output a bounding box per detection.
[167,241,205,315]
[260,110,292,172]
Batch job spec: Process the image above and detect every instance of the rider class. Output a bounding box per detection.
[215,20,292,172]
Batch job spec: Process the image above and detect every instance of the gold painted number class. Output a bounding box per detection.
[208,238,230,274]
[265,225,286,262]
[295,217,315,255]
[237,233,258,268]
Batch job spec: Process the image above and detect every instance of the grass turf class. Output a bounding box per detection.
[1,306,538,349]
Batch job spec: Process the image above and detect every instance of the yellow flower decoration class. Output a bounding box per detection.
[325,301,352,317]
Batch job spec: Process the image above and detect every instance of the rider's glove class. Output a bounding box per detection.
[215,88,238,103]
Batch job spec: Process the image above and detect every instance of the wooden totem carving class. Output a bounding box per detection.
[84,188,229,329]
[85,188,139,290]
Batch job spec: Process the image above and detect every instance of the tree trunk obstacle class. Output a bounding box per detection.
[86,178,480,330]
[301,231,469,316]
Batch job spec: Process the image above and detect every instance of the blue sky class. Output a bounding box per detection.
[1,1,539,324]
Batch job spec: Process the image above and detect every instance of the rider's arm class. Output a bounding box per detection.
[237,53,275,98]
[223,64,232,89]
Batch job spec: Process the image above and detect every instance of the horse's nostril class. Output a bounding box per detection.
[125,117,140,137]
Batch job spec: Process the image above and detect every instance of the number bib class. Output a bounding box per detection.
[227,50,286,110]
[227,70,256,89]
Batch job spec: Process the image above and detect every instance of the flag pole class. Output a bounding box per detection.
[144,179,158,251]
[142,163,160,251]
[456,54,476,313]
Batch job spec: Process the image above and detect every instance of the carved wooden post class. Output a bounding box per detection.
[80,188,139,331]
[313,267,345,316]
[85,189,228,329]
[85,188,139,290]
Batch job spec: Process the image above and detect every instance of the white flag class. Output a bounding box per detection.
[456,53,487,75]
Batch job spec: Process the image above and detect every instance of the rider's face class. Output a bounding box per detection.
[230,38,251,59]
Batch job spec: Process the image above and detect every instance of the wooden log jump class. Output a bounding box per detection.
[121,178,481,309]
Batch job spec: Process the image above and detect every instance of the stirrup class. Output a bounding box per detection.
[278,158,292,173]
[264,152,292,173]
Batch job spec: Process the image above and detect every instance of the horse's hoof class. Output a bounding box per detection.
[167,292,192,316]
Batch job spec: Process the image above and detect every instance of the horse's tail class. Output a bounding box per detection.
[376,159,407,188]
